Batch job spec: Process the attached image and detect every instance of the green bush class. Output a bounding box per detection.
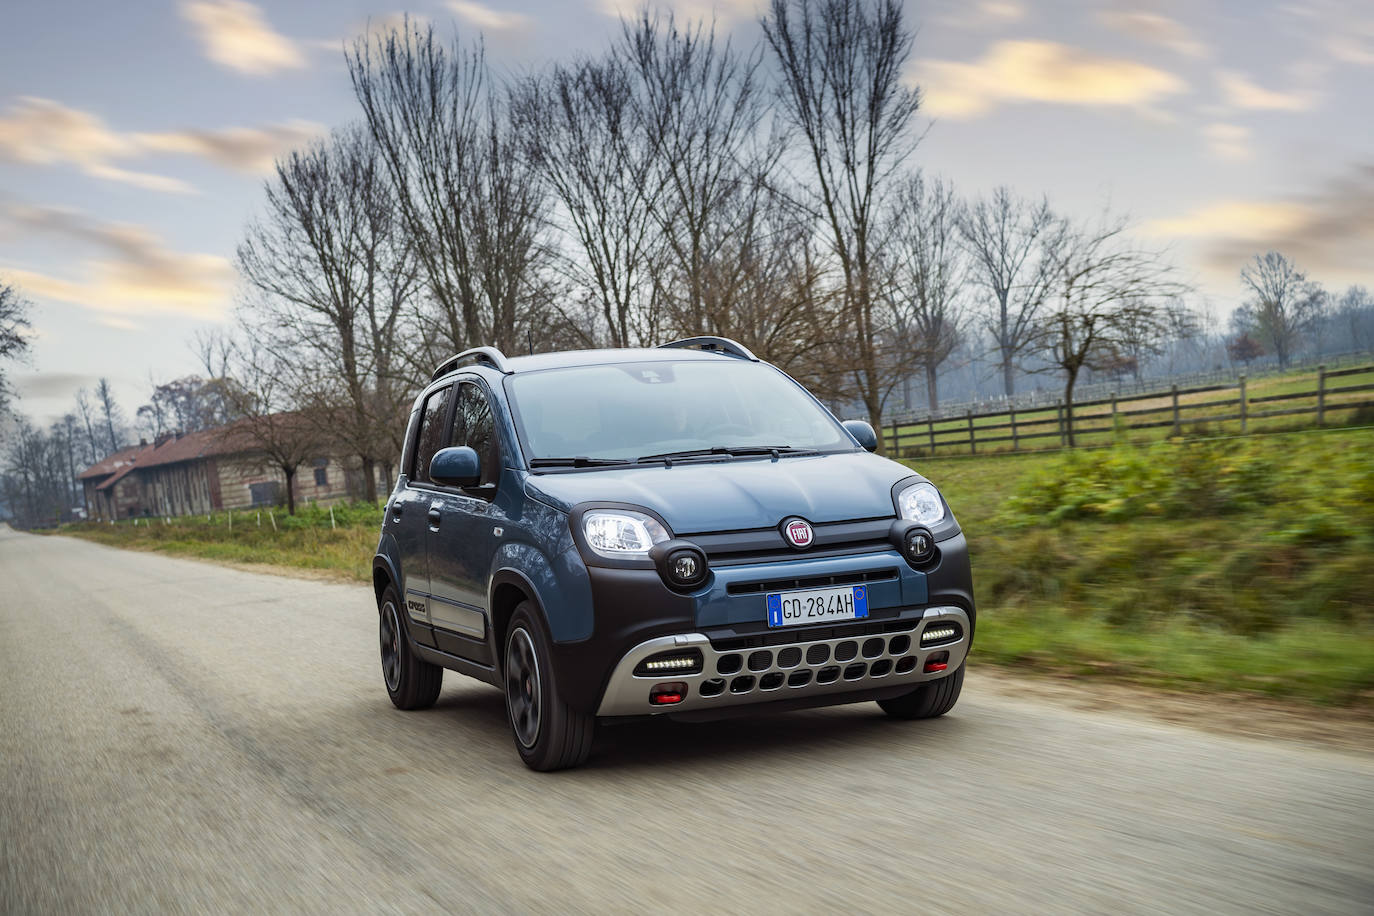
[1003,439,1284,524]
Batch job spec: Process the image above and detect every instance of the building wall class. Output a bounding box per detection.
[214,454,385,511]
[141,462,214,518]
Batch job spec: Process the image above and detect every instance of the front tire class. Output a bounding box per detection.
[504,602,595,771]
[878,663,964,719]
[379,586,442,710]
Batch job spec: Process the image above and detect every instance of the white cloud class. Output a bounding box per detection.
[1216,70,1317,111]
[1,205,232,320]
[135,121,323,174]
[940,0,1026,29]
[1202,123,1251,161]
[1147,163,1374,284]
[0,97,320,191]
[1099,10,1207,58]
[448,1,533,33]
[0,97,192,193]
[915,41,1186,119]
[180,0,305,75]
[596,0,762,27]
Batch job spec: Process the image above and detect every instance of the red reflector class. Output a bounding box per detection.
[924,661,948,673]
[650,692,683,705]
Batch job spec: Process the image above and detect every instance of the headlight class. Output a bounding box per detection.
[582,510,670,557]
[896,481,946,526]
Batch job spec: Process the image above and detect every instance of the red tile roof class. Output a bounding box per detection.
[77,443,151,480]
[78,420,262,480]
[94,461,141,492]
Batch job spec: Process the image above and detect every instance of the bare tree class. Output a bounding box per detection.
[1037,214,1185,445]
[619,11,781,338]
[1336,285,1374,353]
[221,344,323,516]
[94,378,124,453]
[515,53,663,348]
[885,172,967,411]
[1237,251,1324,368]
[762,0,923,452]
[689,182,850,399]
[0,278,33,415]
[237,124,418,503]
[73,388,101,464]
[958,186,1062,397]
[349,21,550,360]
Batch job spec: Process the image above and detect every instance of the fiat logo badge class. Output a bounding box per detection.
[782,517,814,549]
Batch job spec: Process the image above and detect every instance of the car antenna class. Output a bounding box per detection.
[527,329,533,355]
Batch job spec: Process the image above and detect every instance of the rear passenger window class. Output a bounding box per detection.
[450,382,501,494]
[412,385,452,483]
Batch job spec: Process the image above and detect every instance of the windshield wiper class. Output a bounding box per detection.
[528,456,633,468]
[637,445,818,463]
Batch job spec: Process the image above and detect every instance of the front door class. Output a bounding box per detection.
[391,383,453,646]
[427,381,506,657]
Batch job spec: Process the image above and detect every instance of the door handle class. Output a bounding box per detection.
[390,503,403,519]
[427,508,442,529]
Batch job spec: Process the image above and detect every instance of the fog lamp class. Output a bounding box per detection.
[664,547,707,588]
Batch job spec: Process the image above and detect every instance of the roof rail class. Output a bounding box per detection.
[657,336,758,361]
[431,346,513,380]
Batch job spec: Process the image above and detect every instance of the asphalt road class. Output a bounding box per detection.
[2,526,1371,915]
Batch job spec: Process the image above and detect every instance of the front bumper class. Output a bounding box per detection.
[596,605,970,716]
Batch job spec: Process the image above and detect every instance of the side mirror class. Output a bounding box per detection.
[430,446,481,487]
[843,419,879,452]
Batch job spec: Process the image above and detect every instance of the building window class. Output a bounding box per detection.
[314,465,329,487]
[249,481,281,507]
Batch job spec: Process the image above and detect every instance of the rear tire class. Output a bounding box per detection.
[504,602,595,771]
[379,585,442,710]
[878,663,964,719]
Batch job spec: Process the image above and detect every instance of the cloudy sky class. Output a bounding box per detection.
[2,0,1371,424]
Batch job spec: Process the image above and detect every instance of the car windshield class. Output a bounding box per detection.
[508,359,854,462]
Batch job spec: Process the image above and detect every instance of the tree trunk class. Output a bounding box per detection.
[1002,356,1016,397]
[360,455,378,504]
[925,363,940,412]
[864,391,886,457]
[284,468,297,515]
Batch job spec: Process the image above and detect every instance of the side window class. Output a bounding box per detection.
[449,382,501,494]
[411,385,453,484]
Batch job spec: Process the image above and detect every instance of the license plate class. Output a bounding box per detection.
[766,585,869,628]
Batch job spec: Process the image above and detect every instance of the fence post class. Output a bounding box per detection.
[1317,364,1327,426]
[1057,400,1065,447]
[1009,405,1019,452]
[1110,392,1119,444]
[966,410,976,455]
[1239,374,1248,433]
[889,420,901,457]
[1171,385,1180,436]
[927,416,936,456]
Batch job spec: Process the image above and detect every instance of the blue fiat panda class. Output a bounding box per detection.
[373,338,974,770]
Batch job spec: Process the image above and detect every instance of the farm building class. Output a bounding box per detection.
[78,422,387,520]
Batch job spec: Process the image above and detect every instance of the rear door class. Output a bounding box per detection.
[390,383,453,645]
[426,380,507,660]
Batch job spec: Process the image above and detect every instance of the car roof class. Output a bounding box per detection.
[498,347,747,374]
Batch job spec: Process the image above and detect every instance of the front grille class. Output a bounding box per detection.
[691,518,895,566]
[727,567,899,596]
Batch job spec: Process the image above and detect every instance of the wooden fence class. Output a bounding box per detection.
[886,364,1374,458]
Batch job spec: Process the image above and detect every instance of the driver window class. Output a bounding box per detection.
[411,384,452,484]
[449,382,501,496]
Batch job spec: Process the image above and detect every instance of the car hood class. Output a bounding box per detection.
[523,451,919,534]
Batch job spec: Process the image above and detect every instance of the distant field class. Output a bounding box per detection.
[54,426,1374,706]
[890,363,1374,457]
